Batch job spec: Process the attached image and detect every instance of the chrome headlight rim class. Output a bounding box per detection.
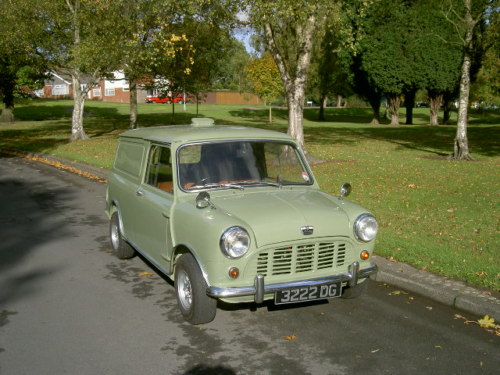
[220,226,250,259]
[354,214,378,242]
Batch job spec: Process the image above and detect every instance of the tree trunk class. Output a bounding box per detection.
[268,104,272,123]
[287,87,305,148]
[70,73,89,141]
[129,77,138,129]
[67,2,88,141]
[404,90,416,125]
[443,97,454,125]
[429,93,443,126]
[368,95,381,125]
[0,78,15,122]
[452,0,474,160]
[263,14,316,150]
[387,94,401,126]
[336,95,343,108]
[318,94,326,121]
[454,50,473,159]
[0,107,14,122]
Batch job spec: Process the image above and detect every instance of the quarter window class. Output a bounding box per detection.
[146,145,173,194]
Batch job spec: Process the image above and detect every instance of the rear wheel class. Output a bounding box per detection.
[109,211,135,259]
[175,253,217,324]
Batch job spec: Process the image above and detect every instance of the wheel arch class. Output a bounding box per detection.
[171,244,210,286]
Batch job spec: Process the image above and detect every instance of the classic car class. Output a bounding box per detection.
[106,118,378,324]
[145,94,184,104]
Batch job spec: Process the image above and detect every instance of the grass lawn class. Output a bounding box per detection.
[1,99,499,291]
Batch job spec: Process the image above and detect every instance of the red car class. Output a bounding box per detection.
[145,94,185,104]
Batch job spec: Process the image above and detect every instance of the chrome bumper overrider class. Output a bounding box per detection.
[206,261,378,304]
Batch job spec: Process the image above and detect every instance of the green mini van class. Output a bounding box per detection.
[106,118,378,324]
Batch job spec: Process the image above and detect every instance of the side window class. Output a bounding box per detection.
[114,140,144,181]
[145,145,173,194]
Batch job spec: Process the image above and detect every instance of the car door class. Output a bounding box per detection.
[132,144,174,270]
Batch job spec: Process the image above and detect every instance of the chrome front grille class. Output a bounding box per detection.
[255,241,348,277]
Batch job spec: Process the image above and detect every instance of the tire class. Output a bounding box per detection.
[109,211,135,259]
[175,253,217,324]
[341,279,368,299]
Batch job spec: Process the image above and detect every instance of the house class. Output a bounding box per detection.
[39,71,144,103]
[40,71,262,105]
[40,72,73,99]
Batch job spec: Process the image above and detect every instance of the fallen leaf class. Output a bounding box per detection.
[371,349,380,353]
[478,315,495,329]
[283,334,297,341]
[426,306,433,311]
[389,290,408,296]
[137,272,154,277]
[434,345,442,349]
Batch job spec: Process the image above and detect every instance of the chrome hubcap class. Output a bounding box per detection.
[111,222,119,250]
[177,270,193,311]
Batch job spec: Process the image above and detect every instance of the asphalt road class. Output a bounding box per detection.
[0,154,498,375]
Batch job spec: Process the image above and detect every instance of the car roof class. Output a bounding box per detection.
[119,124,294,144]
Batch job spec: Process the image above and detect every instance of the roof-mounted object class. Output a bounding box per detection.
[191,118,215,127]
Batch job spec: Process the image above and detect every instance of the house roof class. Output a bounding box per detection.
[45,72,71,86]
[45,71,100,86]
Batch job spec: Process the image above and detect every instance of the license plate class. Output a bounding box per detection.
[275,283,342,305]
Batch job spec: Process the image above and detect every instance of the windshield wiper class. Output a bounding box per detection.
[187,182,244,191]
[235,180,282,188]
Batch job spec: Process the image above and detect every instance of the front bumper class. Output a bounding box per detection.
[206,261,378,304]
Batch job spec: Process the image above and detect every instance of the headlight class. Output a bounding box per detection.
[220,226,250,258]
[354,214,378,242]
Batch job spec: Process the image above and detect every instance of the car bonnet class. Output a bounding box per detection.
[212,189,352,248]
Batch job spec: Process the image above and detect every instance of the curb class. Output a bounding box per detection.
[373,256,500,320]
[3,149,499,321]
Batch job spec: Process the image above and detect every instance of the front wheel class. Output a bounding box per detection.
[175,253,217,324]
[109,211,135,259]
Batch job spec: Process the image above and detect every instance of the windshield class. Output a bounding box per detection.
[177,141,313,190]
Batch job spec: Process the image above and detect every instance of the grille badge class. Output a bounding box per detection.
[301,226,314,235]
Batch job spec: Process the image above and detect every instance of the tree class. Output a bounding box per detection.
[172,19,237,111]
[356,0,429,126]
[0,3,46,122]
[0,55,43,122]
[339,0,415,125]
[307,25,353,121]
[119,1,223,127]
[245,0,336,151]
[443,0,494,160]
[470,4,500,107]
[123,1,239,121]
[3,0,126,140]
[212,38,252,92]
[245,53,283,122]
[415,0,463,126]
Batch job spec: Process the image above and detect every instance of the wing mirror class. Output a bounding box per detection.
[339,183,352,199]
[196,191,214,209]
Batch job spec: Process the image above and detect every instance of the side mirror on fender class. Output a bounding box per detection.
[339,183,352,199]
